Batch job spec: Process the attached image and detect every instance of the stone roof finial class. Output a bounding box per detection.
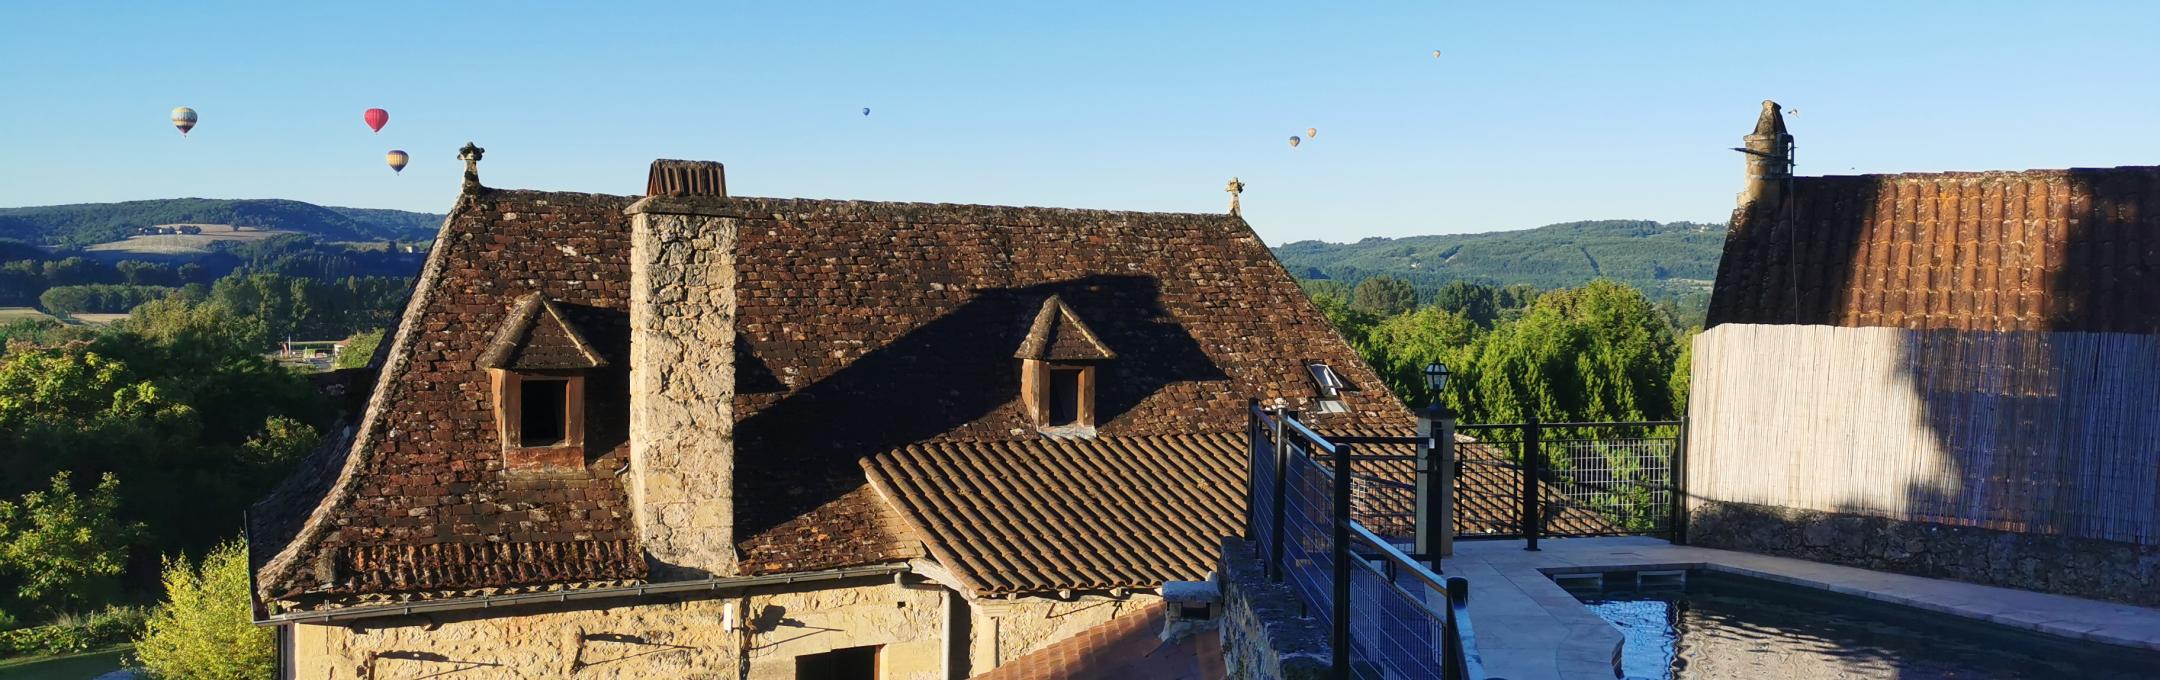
[1225,177,1245,216]
[459,142,486,191]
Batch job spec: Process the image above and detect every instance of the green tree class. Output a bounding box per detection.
[133,540,275,680]
[1432,281,1500,327]
[1359,306,1482,408]
[1463,280,1678,424]
[0,472,138,612]
[1350,276,1419,317]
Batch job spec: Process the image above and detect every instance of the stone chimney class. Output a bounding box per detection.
[647,159,727,198]
[624,159,740,579]
[1736,100,1793,209]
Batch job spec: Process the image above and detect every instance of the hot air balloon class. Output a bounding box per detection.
[171,107,197,136]
[862,107,871,116]
[385,150,409,174]
[364,108,389,133]
[1431,50,1442,58]
[1306,127,1318,139]
[1288,136,1302,148]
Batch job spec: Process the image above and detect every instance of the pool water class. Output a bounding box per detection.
[1564,570,2160,680]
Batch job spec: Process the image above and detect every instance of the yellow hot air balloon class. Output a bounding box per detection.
[385,150,410,174]
[171,107,197,136]
[1288,136,1302,148]
[1306,127,1317,139]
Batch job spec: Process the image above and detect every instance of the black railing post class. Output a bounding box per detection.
[1331,441,1354,680]
[1523,416,1543,551]
[1268,405,1293,583]
[1443,576,1471,680]
[1671,415,1690,546]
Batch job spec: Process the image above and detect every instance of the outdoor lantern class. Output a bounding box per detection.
[1424,361,1449,392]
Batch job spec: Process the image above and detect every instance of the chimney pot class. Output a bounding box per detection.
[647,159,728,198]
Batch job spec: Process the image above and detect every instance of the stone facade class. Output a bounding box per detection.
[290,580,950,680]
[1216,538,1329,680]
[628,209,741,578]
[1690,500,2160,606]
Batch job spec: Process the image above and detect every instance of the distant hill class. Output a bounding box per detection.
[1272,219,1727,299]
[0,199,444,247]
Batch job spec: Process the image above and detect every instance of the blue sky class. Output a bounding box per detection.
[2,1,2157,243]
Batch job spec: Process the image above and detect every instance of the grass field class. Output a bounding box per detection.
[0,307,55,323]
[69,313,131,326]
[0,644,131,679]
[83,225,296,255]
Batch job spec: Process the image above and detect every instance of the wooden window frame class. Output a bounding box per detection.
[1020,358,1096,432]
[488,368,586,471]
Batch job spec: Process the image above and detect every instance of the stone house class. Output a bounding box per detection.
[248,156,1410,678]
[1687,102,2160,604]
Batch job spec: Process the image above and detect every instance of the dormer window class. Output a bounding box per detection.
[1305,361,1356,414]
[478,294,607,473]
[1015,295,1114,436]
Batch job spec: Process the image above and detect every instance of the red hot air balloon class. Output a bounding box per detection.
[364,108,389,134]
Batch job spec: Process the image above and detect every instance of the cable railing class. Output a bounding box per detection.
[1248,401,1489,680]
[1454,418,1686,549]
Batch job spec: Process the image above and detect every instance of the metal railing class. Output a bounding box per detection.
[1455,418,1686,549]
[1248,402,1488,680]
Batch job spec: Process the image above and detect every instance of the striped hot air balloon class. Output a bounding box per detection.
[385,150,409,174]
[364,108,389,133]
[171,107,197,136]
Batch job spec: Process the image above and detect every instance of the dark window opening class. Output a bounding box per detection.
[1048,368,1082,426]
[520,379,567,446]
[797,645,879,680]
[1306,361,1354,398]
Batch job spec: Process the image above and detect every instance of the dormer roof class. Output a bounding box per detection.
[1013,295,1115,361]
[477,293,607,371]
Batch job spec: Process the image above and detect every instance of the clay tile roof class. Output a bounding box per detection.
[970,601,1225,680]
[1014,295,1115,361]
[477,293,608,370]
[1707,165,2160,333]
[862,433,1246,596]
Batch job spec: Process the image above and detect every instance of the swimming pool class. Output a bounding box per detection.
[1561,569,2160,680]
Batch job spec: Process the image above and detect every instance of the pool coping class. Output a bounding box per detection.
[1444,537,2160,680]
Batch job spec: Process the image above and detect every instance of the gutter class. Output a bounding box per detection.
[257,563,911,626]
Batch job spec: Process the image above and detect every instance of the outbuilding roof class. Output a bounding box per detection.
[1707,165,2160,333]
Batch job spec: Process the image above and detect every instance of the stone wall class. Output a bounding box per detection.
[1216,537,1329,680]
[291,580,948,680]
[966,592,1157,675]
[1691,500,2160,606]
[628,209,740,578]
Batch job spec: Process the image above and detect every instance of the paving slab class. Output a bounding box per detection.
[1442,536,2160,680]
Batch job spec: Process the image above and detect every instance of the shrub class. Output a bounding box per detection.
[0,605,144,658]
[134,541,273,680]
[0,471,137,612]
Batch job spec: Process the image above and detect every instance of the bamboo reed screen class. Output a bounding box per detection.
[1689,324,2160,545]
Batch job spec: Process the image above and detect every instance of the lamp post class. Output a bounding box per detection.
[1416,362,1457,563]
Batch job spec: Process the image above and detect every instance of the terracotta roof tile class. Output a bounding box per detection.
[972,602,1224,680]
[1709,166,2160,333]
[864,433,1247,596]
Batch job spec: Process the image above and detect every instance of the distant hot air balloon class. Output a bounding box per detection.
[1288,136,1302,148]
[862,107,871,116]
[364,108,389,133]
[171,107,197,136]
[385,150,409,174]
[1431,50,1442,58]
[1306,127,1317,138]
